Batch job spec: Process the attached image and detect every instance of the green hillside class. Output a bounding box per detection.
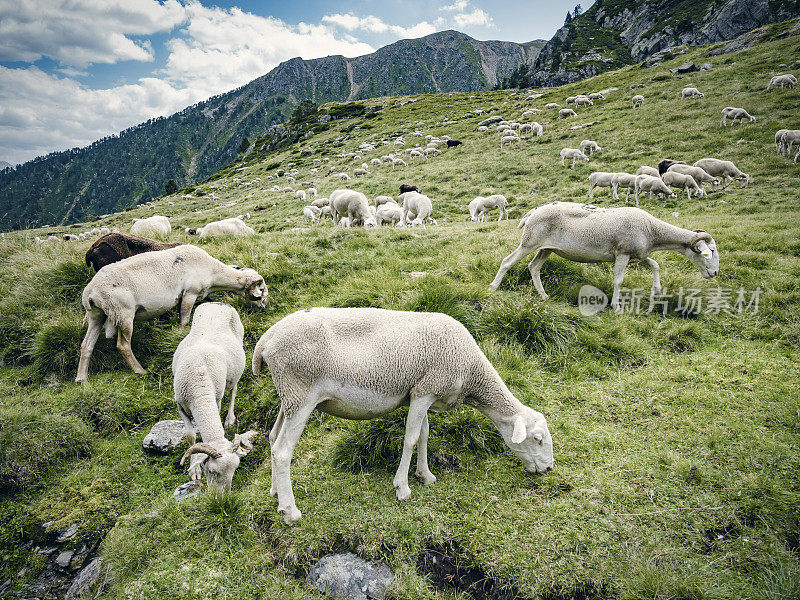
[1,20,799,600]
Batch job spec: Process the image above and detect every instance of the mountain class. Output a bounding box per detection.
[0,31,544,232]
[532,0,800,85]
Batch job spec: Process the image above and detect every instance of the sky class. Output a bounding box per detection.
[0,0,591,167]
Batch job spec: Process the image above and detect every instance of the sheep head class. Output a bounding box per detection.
[180,431,258,492]
[238,269,268,308]
[686,230,719,278]
[497,406,554,474]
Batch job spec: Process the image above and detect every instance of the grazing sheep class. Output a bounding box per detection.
[198,218,256,238]
[330,189,378,229]
[174,303,258,492]
[489,201,718,310]
[283,186,295,194]
[635,166,660,177]
[319,205,333,221]
[338,173,351,182]
[85,233,183,272]
[634,174,677,205]
[661,171,704,199]
[130,215,171,238]
[354,168,370,177]
[63,234,79,241]
[374,195,394,207]
[720,107,756,126]
[768,74,797,90]
[477,125,489,132]
[666,164,718,195]
[632,95,644,108]
[399,191,433,227]
[468,195,508,222]
[560,148,589,168]
[545,103,560,109]
[580,140,602,156]
[376,202,404,226]
[611,173,637,202]
[681,87,704,100]
[779,130,800,161]
[399,184,420,194]
[446,140,463,147]
[76,245,268,382]
[588,92,605,100]
[588,172,624,198]
[310,197,330,208]
[371,158,382,166]
[658,159,685,175]
[558,108,577,119]
[307,187,318,198]
[392,158,408,168]
[501,135,521,149]
[775,129,789,153]
[303,205,321,223]
[574,95,594,107]
[693,158,749,188]
[251,307,554,524]
[565,96,577,104]
[295,190,307,201]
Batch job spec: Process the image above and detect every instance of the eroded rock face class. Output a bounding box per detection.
[307,553,394,600]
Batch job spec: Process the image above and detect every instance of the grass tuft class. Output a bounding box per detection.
[482,295,578,355]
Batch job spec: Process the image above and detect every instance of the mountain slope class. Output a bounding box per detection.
[533,0,800,85]
[0,31,544,232]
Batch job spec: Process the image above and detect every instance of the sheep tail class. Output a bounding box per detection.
[252,342,265,375]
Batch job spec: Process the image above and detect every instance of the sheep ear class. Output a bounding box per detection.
[511,417,527,444]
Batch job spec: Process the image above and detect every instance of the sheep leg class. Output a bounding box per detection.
[527,249,553,300]
[268,407,286,497]
[116,321,146,375]
[224,384,237,429]
[610,254,631,311]
[641,257,661,297]
[488,244,535,291]
[272,399,318,525]
[75,312,105,383]
[612,183,619,200]
[179,293,198,326]
[177,403,196,446]
[414,414,436,485]
[394,395,436,501]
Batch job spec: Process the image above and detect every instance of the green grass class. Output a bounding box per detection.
[1,20,799,600]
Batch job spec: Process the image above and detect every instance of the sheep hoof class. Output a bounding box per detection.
[488,284,499,292]
[416,471,437,485]
[269,485,277,498]
[395,484,412,501]
[133,366,147,375]
[279,506,302,525]
[224,416,236,429]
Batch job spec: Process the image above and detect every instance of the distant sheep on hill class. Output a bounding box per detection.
[130,215,171,238]
[632,95,644,108]
[768,74,797,89]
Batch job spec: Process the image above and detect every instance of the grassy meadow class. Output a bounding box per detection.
[1,20,799,600]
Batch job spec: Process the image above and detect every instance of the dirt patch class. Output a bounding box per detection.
[702,522,740,552]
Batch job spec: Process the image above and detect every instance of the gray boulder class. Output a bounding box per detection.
[670,61,699,74]
[173,480,202,502]
[307,553,393,600]
[143,420,192,454]
[478,116,502,127]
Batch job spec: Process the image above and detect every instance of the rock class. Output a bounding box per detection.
[670,61,699,74]
[671,212,680,217]
[406,271,429,278]
[142,420,191,454]
[56,523,80,542]
[173,480,202,502]
[65,558,103,600]
[478,115,502,127]
[55,550,74,569]
[307,553,394,600]
[700,62,713,70]
[569,122,596,130]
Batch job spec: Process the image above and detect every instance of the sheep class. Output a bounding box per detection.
[303,205,321,223]
[371,158,382,166]
[173,303,258,491]
[376,202,404,226]
[558,108,577,119]
[330,189,378,229]
[501,135,521,149]
[468,195,508,222]
[319,205,333,221]
[720,107,756,126]
[399,191,433,227]
[560,148,589,168]
[295,190,307,201]
[666,164,718,195]
[489,201,718,310]
[477,125,489,132]
[446,140,463,147]
[283,186,295,193]
[63,234,79,241]
[779,130,800,161]
[392,158,408,168]
[251,306,554,524]
[588,92,605,100]
[399,184,420,194]
[374,195,394,207]
[681,87,704,100]
[611,173,637,202]
[693,158,749,188]
[580,140,602,156]
[198,218,256,238]
[768,74,797,90]
[634,174,677,205]
[574,95,594,107]
[565,96,577,104]
[338,173,351,181]
[130,215,171,238]
[775,129,789,153]
[657,159,685,175]
[354,168,370,177]
[545,103,560,109]
[76,245,268,382]
[661,171,704,199]
[632,95,644,108]
[587,172,624,198]
[310,197,330,208]
[85,233,183,272]
[635,166,660,177]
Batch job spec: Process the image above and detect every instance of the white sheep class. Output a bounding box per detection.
[558,108,577,119]
[354,168,370,177]
[545,103,560,109]
[666,164,718,195]
[588,92,605,100]
[720,107,755,126]
[130,215,171,238]
[693,158,749,188]
[634,174,677,205]
[76,245,268,382]
[392,158,408,168]
[468,195,508,222]
[376,202,404,226]
[768,74,797,90]
[400,191,433,227]
[635,165,660,177]
[489,201,718,310]
[310,197,330,208]
[303,205,321,223]
[632,95,644,108]
[565,96,577,104]
[574,95,594,107]
[251,306,554,525]
[330,189,377,229]
[501,135,521,149]
[580,140,602,156]
[373,195,394,207]
[560,148,589,168]
[779,130,800,161]
[661,171,703,199]
[63,234,79,241]
[775,129,789,153]
[173,303,258,491]
[588,172,624,198]
[371,158,382,166]
[477,125,489,132]
[283,186,295,193]
[198,218,256,238]
[681,87,704,100]
[295,190,307,201]
[611,173,637,202]
[338,173,351,182]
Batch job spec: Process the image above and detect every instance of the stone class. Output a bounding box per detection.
[55,550,74,569]
[56,523,80,542]
[142,420,191,454]
[406,271,429,278]
[65,558,103,600]
[569,122,596,130]
[477,115,502,127]
[700,63,713,70]
[307,553,393,600]
[670,61,699,74]
[173,480,203,502]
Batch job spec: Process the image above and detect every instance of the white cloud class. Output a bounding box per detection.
[440,0,469,11]
[453,8,493,28]
[322,13,436,39]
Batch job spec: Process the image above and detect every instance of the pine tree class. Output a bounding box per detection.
[564,11,572,26]
[165,179,178,195]
[239,137,250,154]
[573,4,582,18]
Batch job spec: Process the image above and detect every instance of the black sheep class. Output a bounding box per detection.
[85,233,183,271]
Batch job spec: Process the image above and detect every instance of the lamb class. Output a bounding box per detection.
[303,205,321,223]
[376,202,404,226]
[632,95,644,108]
[634,174,677,205]
[693,158,749,188]
[173,303,258,492]
[251,307,554,524]
[330,189,378,229]
[501,135,521,149]
[130,215,171,238]
[768,74,797,90]
[588,172,624,198]
[588,92,605,100]
[373,195,394,207]
[560,148,589,168]
[307,187,318,198]
[666,164,718,195]
[574,95,594,107]
[310,197,330,208]
[558,108,577,119]
[354,168,370,176]
[76,245,268,382]
[489,201,718,310]
[720,107,755,126]
[371,158,382,166]
[85,233,183,271]
[392,158,408,168]
[635,166,660,177]
[198,218,256,238]
[661,171,704,199]
[295,190,307,201]
[468,195,508,222]
[580,140,602,156]
[545,103,560,109]
[338,173,351,181]
[610,173,637,202]
[399,191,433,227]
[681,87,704,100]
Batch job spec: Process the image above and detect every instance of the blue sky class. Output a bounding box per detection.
[0,0,592,166]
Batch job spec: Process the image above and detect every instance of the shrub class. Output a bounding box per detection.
[402,278,488,337]
[42,259,94,304]
[482,295,578,355]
